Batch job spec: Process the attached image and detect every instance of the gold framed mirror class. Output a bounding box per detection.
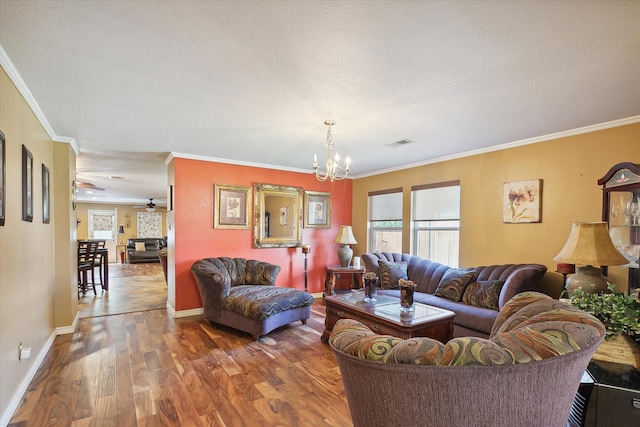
[253,183,303,248]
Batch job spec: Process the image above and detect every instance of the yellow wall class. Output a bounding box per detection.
[0,67,60,416]
[52,141,77,328]
[352,123,640,297]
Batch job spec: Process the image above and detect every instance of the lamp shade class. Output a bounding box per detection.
[553,222,627,266]
[334,225,357,245]
[118,225,125,234]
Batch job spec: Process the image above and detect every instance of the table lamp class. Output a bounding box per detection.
[334,225,357,267]
[118,224,125,244]
[553,222,628,296]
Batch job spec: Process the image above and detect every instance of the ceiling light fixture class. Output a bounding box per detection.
[146,198,156,213]
[313,120,350,182]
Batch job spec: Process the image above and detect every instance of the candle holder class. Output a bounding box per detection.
[301,245,311,292]
[363,272,378,303]
[399,279,417,312]
[556,262,575,295]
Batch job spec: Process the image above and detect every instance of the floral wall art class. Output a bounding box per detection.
[503,179,542,223]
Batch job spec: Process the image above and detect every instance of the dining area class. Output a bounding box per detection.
[77,239,109,297]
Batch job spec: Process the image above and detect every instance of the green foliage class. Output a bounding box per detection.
[570,284,640,339]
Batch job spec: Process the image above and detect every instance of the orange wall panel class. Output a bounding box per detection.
[173,158,352,311]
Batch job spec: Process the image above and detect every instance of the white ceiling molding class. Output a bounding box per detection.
[0,44,79,154]
[169,152,319,176]
[355,115,640,179]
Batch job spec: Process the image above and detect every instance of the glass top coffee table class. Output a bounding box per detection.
[321,291,455,343]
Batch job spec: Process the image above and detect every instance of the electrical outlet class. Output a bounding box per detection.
[18,342,31,360]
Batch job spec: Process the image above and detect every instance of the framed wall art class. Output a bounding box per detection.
[214,184,251,229]
[304,190,331,228]
[42,164,50,224]
[22,144,33,222]
[503,179,542,224]
[0,130,5,226]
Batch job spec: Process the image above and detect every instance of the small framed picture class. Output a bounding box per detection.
[42,164,50,224]
[214,184,251,229]
[304,191,331,228]
[503,179,542,223]
[0,130,5,226]
[22,144,33,222]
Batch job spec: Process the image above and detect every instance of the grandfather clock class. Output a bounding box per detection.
[598,162,640,297]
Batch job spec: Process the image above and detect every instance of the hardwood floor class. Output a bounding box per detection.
[9,264,352,426]
[78,263,167,318]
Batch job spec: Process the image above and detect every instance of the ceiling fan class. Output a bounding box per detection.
[76,182,106,191]
[133,198,157,212]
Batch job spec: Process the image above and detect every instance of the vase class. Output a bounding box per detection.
[363,273,378,303]
[399,279,417,312]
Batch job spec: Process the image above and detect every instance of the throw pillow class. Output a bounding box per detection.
[134,242,146,251]
[462,280,506,310]
[378,260,408,289]
[434,269,475,301]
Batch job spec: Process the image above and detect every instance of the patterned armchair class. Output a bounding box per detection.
[329,292,606,427]
[191,257,314,340]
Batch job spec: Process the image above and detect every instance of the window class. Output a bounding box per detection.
[412,181,460,267]
[368,188,403,253]
[88,209,117,240]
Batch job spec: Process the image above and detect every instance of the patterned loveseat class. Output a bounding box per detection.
[191,257,314,340]
[330,292,605,427]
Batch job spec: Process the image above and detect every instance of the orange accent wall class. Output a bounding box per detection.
[173,158,352,311]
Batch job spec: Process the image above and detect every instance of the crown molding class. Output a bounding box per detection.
[352,115,640,179]
[169,152,325,176]
[0,44,78,153]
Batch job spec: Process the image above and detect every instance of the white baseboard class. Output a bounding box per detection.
[0,330,57,427]
[55,311,79,335]
[174,307,204,318]
[166,301,203,318]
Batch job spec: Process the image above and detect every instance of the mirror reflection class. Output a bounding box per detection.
[254,183,303,248]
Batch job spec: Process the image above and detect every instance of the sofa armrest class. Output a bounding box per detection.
[498,264,547,309]
[191,258,233,297]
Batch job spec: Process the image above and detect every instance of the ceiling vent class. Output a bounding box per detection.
[385,139,415,148]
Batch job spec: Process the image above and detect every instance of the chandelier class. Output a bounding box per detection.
[313,120,351,182]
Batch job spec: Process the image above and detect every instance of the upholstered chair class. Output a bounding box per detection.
[329,292,605,427]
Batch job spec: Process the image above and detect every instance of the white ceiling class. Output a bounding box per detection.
[1,1,639,205]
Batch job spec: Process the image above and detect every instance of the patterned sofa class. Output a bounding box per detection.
[329,292,605,427]
[191,257,314,340]
[361,252,547,338]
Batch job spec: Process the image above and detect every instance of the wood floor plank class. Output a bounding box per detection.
[8,263,353,427]
[134,390,156,420]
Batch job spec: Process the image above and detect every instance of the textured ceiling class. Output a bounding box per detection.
[1,1,639,204]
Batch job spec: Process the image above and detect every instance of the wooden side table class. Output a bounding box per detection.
[324,265,366,296]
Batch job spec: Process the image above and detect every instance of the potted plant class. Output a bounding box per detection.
[570,284,640,339]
